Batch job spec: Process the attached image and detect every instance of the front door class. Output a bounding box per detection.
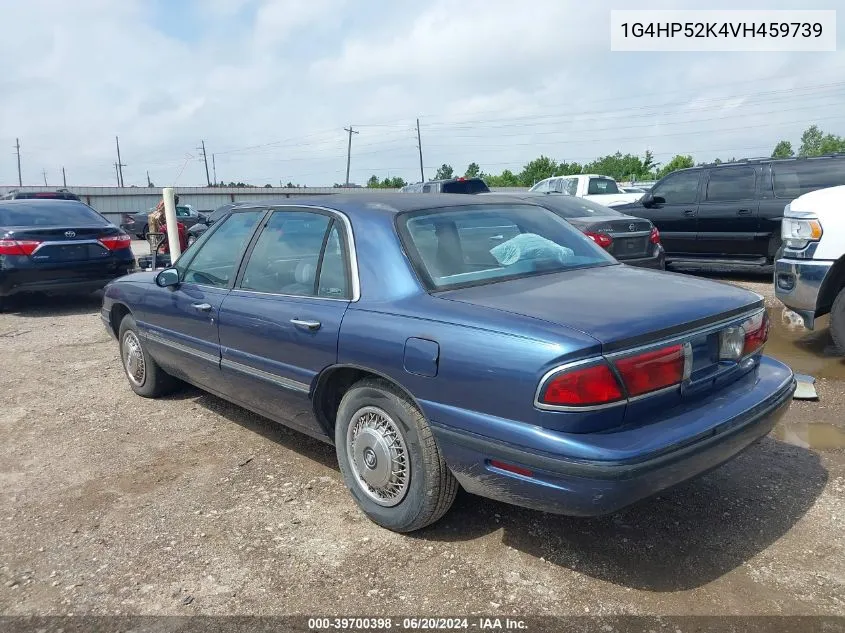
[695,165,762,258]
[217,208,354,439]
[141,209,265,390]
[637,169,702,257]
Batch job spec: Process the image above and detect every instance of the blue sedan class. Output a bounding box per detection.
[101,194,795,532]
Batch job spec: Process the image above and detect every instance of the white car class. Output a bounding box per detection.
[775,185,845,352]
[530,174,644,207]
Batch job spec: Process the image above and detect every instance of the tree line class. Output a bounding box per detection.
[364,124,845,189]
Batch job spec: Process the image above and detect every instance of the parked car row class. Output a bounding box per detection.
[120,204,207,239]
[100,193,793,534]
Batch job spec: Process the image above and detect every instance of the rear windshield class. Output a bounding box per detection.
[440,179,490,194]
[397,204,616,290]
[587,178,620,195]
[772,158,845,199]
[0,201,110,227]
[535,195,623,218]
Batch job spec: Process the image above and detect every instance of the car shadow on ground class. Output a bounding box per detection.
[0,292,103,317]
[157,384,827,593]
[168,386,339,472]
[417,437,827,592]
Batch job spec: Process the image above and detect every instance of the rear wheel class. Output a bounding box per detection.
[140,223,149,240]
[830,286,845,354]
[118,314,178,397]
[335,379,457,532]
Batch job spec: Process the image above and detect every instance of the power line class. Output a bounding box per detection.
[343,126,359,186]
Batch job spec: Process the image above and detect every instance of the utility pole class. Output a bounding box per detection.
[146,170,152,187]
[114,162,121,186]
[42,169,48,186]
[344,126,359,186]
[62,167,67,187]
[115,136,126,187]
[14,138,22,186]
[197,140,211,187]
[212,153,217,186]
[416,118,425,182]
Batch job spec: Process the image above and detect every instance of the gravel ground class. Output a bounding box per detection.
[0,252,843,620]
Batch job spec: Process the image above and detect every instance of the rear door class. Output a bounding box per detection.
[637,169,702,256]
[141,209,265,389]
[216,208,354,438]
[695,165,762,258]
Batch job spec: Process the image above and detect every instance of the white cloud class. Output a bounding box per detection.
[0,0,843,187]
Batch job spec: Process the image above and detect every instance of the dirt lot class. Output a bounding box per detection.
[1,254,844,620]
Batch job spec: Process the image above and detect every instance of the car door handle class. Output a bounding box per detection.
[683,209,697,217]
[191,302,212,312]
[737,208,753,216]
[290,319,321,331]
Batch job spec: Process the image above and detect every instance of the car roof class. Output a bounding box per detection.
[231,193,533,216]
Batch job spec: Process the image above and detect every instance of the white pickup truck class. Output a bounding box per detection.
[775,185,845,352]
[529,174,644,207]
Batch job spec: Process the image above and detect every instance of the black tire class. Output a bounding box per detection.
[335,378,458,532]
[141,224,149,240]
[118,314,178,397]
[187,234,197,247]
[830,286,845,355]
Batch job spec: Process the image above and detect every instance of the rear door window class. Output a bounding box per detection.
[772,158,845,198]
[705,166,757,201]
[440,179,490,194]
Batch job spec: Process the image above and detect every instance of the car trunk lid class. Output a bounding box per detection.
[568,216,653,260]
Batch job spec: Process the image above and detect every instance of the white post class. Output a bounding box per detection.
[162,187,181,262]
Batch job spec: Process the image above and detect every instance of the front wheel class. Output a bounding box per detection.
[830,286,845,355]
[118,314,179,397]
[335,379,458,532]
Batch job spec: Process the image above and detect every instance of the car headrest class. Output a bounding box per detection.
[294,258,317,285]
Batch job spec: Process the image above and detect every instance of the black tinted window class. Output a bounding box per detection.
[180,211,263,287]
[587,178,620,195]
[773,158,845,199]
[0,201,109,227]
[441,179,490,194]
[706,167,756,202]
[652,171,700,205]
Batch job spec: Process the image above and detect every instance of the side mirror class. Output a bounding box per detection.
[642,192,659,207]
[155,267,180,288]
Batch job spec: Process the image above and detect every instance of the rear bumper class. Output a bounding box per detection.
[618,247,665,270]
[774,257,833,329]
[429,357,794,516]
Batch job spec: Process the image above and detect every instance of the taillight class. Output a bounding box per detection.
[742,311,769,356]
[585,231,613,249]
[0,239,42,256]
[613,344,687,397]
[539,362,623,407]
[649,226,661,244]
[99,234,132,250]
[719,310,770,360]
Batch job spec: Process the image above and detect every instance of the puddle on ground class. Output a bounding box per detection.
[773,422,845,450]
[764,307,845,382]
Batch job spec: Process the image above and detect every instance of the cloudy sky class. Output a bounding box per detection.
[1,0,843,187]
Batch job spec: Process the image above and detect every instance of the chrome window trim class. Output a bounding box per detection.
[232,203,361,302]
[535,307,765,412]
